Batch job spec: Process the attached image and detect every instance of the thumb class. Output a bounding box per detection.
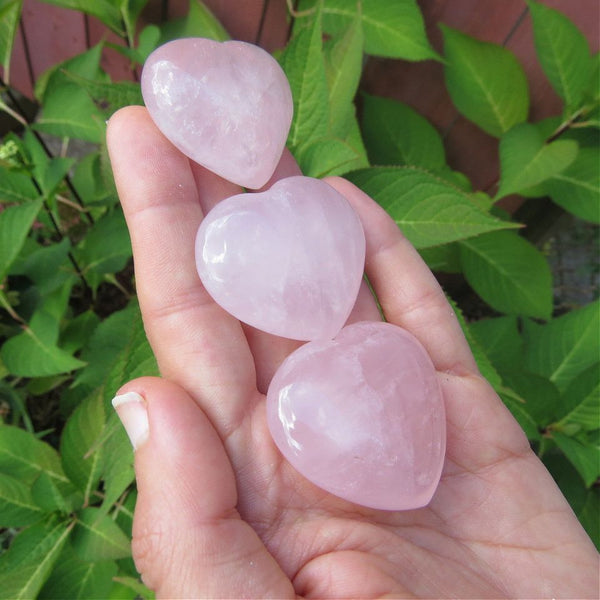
[111,376,294,599]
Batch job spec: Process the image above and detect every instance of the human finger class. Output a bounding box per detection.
[107,106,257,434]
[112,377,295,599]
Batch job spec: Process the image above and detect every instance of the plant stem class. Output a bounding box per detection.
[286,0,315,19]
[28,176,92,295]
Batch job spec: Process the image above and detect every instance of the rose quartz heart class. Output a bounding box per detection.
[267,321,446,510]
[141,38,293,189]
[195,176,366,341]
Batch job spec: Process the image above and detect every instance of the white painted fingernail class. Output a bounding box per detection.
[112,391,149,450]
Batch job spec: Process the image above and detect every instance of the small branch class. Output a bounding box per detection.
[286,0,316,19]
[0,288,26,324]
[547,107,586,143]
[56,193,90,213]
[0,97,27,126]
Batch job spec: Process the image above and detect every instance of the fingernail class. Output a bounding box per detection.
[111,391,149,450]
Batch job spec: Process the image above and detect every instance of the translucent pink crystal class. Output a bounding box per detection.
[141,38,293,189]
[195,176,366,341]
[267,321,446,510]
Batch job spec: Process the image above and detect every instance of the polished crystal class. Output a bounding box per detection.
[142,38,293,189]
[195,176,366,341]
[266,321,446,510]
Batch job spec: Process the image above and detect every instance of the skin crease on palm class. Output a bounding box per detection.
[106,106,599,599]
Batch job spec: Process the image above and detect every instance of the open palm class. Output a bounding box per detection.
[107,106,598,599]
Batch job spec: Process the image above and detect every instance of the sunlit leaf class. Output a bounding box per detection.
[459,230,553,319]
[0,198,43,280]
[441,25,529,137]
[361,93,446,172]
[280,4,329,152]
[0,517,72,600]
[496,123,578,199]
[60,394,105,499]
[71,507,131,561]
[527,0,593,110]
[524,301,600,392]
[0,0,22,84]
[347,166,517,248]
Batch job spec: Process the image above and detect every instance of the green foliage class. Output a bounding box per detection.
[496,123,578,199]
[441,24,530,137]
[347,167,516,248]
[527,0,593,112]
[297,0,440,61]
[459,230,553,319]
[0,0,21,83]
[0,1,598,596]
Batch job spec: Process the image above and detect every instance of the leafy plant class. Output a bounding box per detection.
[0,0,598,596]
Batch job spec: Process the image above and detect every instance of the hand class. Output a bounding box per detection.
[107,106,598,599]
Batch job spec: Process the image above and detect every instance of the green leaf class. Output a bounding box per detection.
[448,297,503,390]
[441,25,529,137]
[1,282,86,377]
[35,43,105,102]
[73,302,158,405]
[543,147,600,224]
[459,230,553,319]
[346,166,518,248]
[0,0,22,83]
[31,471,81,514]
[280,5,329,152]
[527,0,593,110]
[0,170,39,204]
[578,488,599,549]
[551,431,599,487]
[336,108,370,171]
[64,72,143,115]
[71,507,131,561]
[418,243,461,273]
[324,14,363,137]
[0,198,43,280]
[72,151,116,208]
[136,24,161,63]
[524,300,600,392]
[361,93,446,171]
[556,363,599,432]
[0,426,69,487]
[39,546,117,600]
[60,310,101,355]
[0,518,72,600]
[300,0,438,60]
[60,394,105,499]
[74,209,132,278]
[297,136,364,177]
[37,0,122,35]
[496,123,578,199]
[499,390,541,441]
[99,413,134,517]
[0,474,44,526]
[110,575,155,600]
[10,237,73,295]
[159,0,229,43]
[469,316,524,373]
[34,83,105,143]
[120,0,147,45]
[37,156,75,199]
[500,370,562,427]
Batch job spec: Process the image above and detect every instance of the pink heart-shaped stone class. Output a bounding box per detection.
[195,176,366,341]
[141,38,293,189]
[267,321,446,510]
